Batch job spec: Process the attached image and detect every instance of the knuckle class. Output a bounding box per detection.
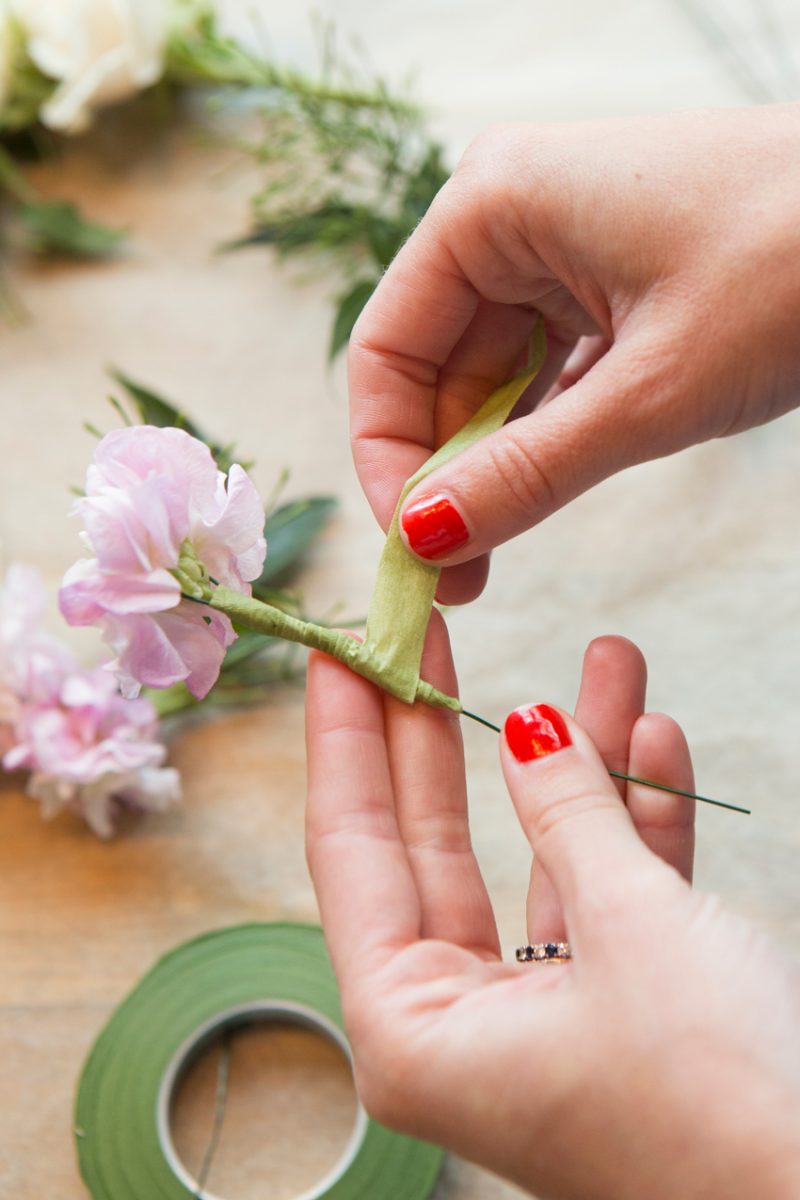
[402,806,472,855]
[446,128,524,220]
[530,788,615,848]
[486,426,557,519]
[457,123,530,175]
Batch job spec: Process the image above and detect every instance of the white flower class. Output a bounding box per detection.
[28,762,181,839]
[13,0,170,132]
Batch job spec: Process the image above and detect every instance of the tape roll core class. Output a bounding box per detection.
[75,923,443,1200]
[157,1001,369,1200]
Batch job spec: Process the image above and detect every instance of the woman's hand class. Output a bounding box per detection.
[349,105,800,604]
[305,620,800,1199]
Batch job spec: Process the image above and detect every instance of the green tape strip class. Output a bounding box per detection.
[75,923,444,1200]
[364,318,548,704]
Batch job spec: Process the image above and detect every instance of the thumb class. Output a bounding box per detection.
[398,338,683,564]
[500,702,676,951]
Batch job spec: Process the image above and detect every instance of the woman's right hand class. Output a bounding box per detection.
[350,104,800,603]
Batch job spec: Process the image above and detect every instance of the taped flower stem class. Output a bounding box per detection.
[208,319,548,711]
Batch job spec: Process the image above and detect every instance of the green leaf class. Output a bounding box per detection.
[329,279,377,360]
[225,200,390,259]
[109,369,247,473]
[365,221,403,269]
[17,201,126,258]
[256,496,337,586]
[220,629,277,669]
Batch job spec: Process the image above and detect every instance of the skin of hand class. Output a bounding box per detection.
[349,105,800,605]
[305,618,800,1200]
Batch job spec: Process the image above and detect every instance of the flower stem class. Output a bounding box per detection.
[208,585,461,712]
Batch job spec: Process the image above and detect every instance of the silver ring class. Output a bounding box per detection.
[516,941,572,963]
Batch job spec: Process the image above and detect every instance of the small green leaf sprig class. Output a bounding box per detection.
[223,27,450,359]
[0,143,125,319]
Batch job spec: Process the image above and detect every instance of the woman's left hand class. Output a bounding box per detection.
[305,618,800,1199]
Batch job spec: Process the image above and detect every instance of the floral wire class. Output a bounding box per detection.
[460,711,749,816]
[607,770,750,815]
[182,598,747,815]
[193,1030,232,1199]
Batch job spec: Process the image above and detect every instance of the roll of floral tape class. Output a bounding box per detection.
[75,922,444,1200]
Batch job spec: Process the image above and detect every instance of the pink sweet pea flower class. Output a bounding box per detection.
[1,563,77,753]
[4,668,180,838]
[59,426,266,699]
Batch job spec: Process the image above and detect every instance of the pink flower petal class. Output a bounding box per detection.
[195,464,266,585]
[63,426,267,698]
[91,425,219,511]
[76,475,182,573]
[104,612,192,695]
[156,605,234,699]
[60,560,180,623]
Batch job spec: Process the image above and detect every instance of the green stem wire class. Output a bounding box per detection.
[206,585,461,712]
[194,1032,231,1198]
[607,770,750,815]
[461,711,749,816]
[191,595,749,817]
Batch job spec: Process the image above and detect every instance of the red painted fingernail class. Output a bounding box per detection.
[504,704,572,763]
[401,493,469,561]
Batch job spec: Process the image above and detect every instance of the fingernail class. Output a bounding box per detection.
[401,493,469,561]
[504,704,572,763]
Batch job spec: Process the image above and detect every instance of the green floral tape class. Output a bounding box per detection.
[75,923,444,1200]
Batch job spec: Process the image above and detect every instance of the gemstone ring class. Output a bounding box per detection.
[516,941,572,963]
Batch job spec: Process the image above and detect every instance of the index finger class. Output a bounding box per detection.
[347,209,480,528]
[305,650,421,985]
[349,176,572,532]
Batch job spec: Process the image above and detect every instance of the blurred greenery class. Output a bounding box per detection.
[257,496,338,588]
[0,145,124,317]
[16,199,125,257]
[110,369,248,476]
[0,13,447,349]
[224,28,450,358]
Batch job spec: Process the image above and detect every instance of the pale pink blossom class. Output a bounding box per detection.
[0,564,76,752]
[4,667,180,838]
[59,425,266,699]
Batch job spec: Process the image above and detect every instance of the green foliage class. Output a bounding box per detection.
[329,279,376,359]
[0,141,125,311]
[0,13,444,350]
[256,496,337,589]
[168,13,417,114]
[225,31,450,359]
[17,199,125,257]
[109,369,246,475]
[0,24,55,135]
[147,637,300,719]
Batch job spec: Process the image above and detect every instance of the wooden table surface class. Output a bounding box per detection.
[3,6,800,1197]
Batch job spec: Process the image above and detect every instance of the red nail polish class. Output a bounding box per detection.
[401,493,469,560]
[504,704,572,763]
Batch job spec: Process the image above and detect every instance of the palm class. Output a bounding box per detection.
[306,614,697,1183]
